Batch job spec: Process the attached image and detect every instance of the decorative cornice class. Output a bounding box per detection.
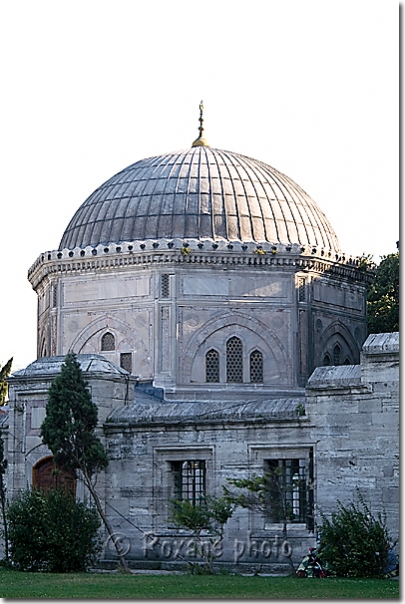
[28,238,374,290]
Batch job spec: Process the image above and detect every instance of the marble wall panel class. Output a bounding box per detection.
[181,275,290,299]
[63,275,150,304]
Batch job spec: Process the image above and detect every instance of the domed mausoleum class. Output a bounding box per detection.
[6,109,397,571]
[29,120,368,398]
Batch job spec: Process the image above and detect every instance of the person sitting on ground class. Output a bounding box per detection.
[384,546,399,579]
[296,548,327,578]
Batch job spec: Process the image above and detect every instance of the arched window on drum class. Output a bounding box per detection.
[205,349,220,383]
[226,337,243,383]
[250,350,263,383]
[333,343,341,366]
[101,332,115,351]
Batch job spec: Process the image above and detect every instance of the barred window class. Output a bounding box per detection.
[101,332,115,351]
[206,349,220,383]
[52,284,58,308]
[226,336,243,383]
[120,352,132,373]
[161,274,170,298]
[298,278,306,302]
[250,350,263,383]
[333,344,341,366]
[172,460,206,505]
[265,458,309,524]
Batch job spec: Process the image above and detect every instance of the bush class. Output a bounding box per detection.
[318,491,391,578]
[7,488,101,572]
[170,496,234,573]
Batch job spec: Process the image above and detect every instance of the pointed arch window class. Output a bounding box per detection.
[250,350,263,383]
[343,357,351,365]
[101,332,115,351]
[206,349,220,383]
[226,336,243,383]
[323,353,331,366]
[333,344,341,366]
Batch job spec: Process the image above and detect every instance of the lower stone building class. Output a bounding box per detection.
[4,331,398,570]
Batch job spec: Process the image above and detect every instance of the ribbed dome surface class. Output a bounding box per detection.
[60,147,340,251]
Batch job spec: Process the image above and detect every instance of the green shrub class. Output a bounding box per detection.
[170,496,234,573]
[7,488,101,572]
[318,490,391,578]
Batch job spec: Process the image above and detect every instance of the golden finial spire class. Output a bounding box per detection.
[192,100,210,147]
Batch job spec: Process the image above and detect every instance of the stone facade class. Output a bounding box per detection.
[307,332,399,540]
[5,356,136,502]
[4,332,398,570]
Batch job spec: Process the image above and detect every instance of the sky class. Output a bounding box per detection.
[0,0,398,371]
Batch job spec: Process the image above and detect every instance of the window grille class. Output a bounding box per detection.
[250,350,263,383]
[120,352,132,373]
[52,284,58,307]
[323,353,331,366]
[265,458,309,524]
[161,274,170,298]
[101,332,115,351]
[298,278,306,302]
[206,349,220,382]
[333,344,341,366]
[226,336,243,383]
[172,460,206,505]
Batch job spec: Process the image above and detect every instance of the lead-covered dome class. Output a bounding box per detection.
[59,147,340,252]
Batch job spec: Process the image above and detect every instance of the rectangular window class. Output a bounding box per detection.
[264,457,313,527]
[171,460,206,505]
[298,277,306,302]
[120,352,132,373]
[161,274,170,298]
[52,284,58,307]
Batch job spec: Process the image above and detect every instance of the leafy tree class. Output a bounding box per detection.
[40,352,129,571]
[7,488,101,572]
[0,358,12,406]
[170,496,234,573]
[367,251,399,334]
[224,470,305,572]
[317,490,392,578]
[0,432,8,561]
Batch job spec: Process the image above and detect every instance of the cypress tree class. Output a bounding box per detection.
[41,352,129,571]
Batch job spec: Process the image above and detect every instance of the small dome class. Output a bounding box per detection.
[59,147,340,251]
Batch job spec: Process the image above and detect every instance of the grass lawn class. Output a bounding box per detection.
[0,569,399,599]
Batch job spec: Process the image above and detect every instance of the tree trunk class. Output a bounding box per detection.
[0,478,8,561]
[283,519,296,573]
[82,468,130,573]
